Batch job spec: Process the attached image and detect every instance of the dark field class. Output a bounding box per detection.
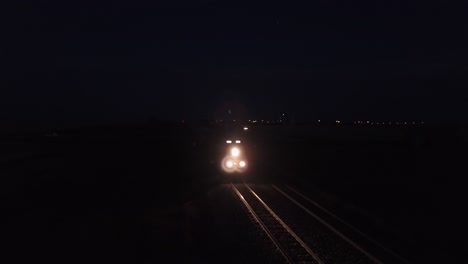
[2,123,466,263]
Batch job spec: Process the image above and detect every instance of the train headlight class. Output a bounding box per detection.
[239,161,246,167]
[226,160,234,168]
[231,147,240,157]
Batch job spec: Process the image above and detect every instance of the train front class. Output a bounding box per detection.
[221,139,248,174]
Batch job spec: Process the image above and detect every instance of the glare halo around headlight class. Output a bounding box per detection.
[231,147,240,157]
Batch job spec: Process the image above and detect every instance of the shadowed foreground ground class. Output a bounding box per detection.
[2,123,466,263]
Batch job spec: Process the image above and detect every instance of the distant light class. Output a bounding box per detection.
[318,120,321,122]
[336,120,341,124]
[389,122,392,124]
[226,140,232,144]
[233,120,236,122]
[243,127,248,131]
[231,147,240,157]
[235,140,241,144]
[239,161,246,167]
[421,122,424,124]
[404,122,407,124]
[226,160,234,168]
[367,121,370,124]
[283,114,285,116]
[412,122,415,124]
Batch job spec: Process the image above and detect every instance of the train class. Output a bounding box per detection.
[221,139,248,173]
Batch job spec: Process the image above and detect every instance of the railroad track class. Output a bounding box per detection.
[232,183,410,264]
[277,185,412,264]
[232,183,323,264]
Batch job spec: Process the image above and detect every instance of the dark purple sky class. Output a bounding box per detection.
[3,0,467,123]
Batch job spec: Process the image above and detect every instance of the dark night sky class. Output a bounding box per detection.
[3,0,467,124]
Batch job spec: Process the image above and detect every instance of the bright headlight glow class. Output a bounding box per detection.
[239,161,246,167]
[226,160,234,168]
[226,140,232,144]
[235,140,241,144]
[231,147,240,157]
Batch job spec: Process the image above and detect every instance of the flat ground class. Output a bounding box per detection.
[2,123,466,263]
